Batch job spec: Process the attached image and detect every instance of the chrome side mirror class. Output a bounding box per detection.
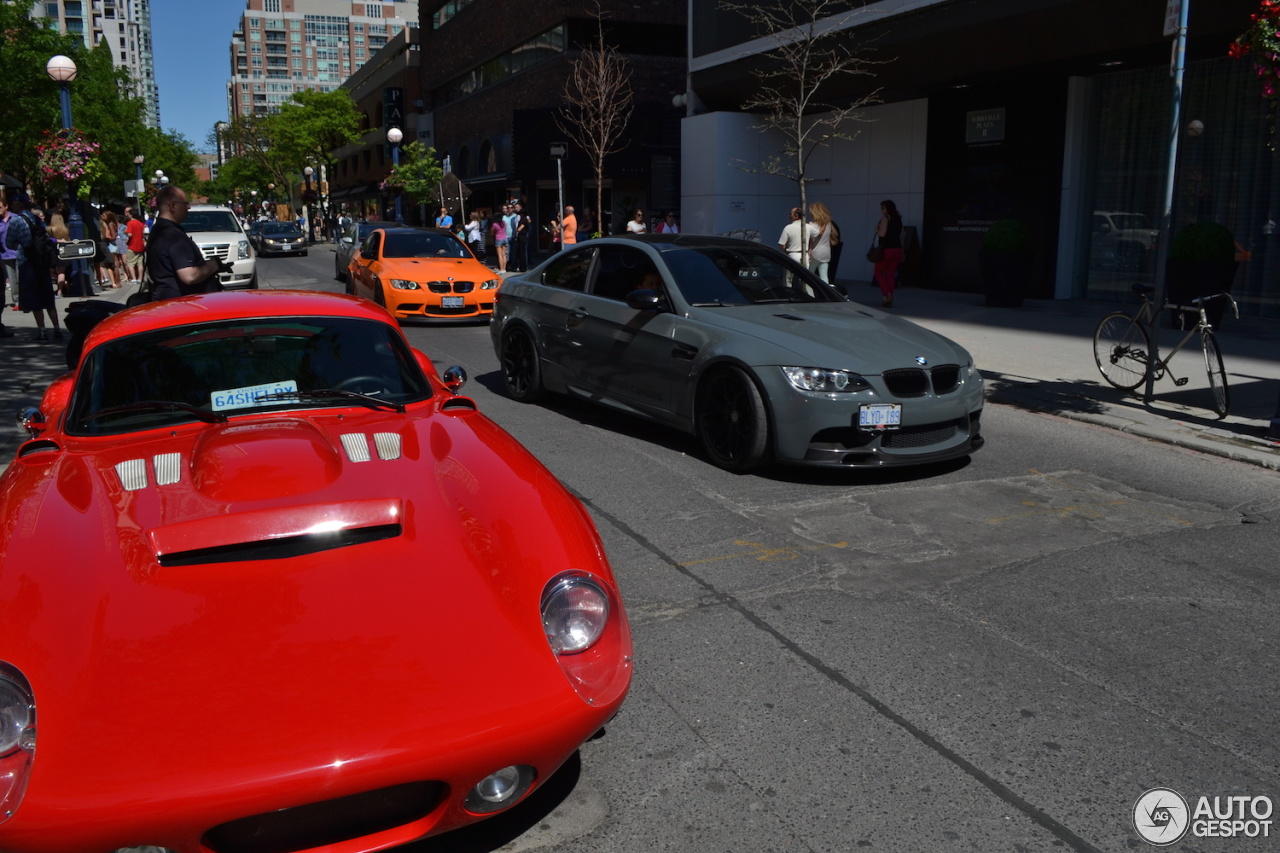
[442,365,467,394]
[17,407,46,437]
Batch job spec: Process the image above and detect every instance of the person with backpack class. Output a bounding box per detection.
[3,191,62,341]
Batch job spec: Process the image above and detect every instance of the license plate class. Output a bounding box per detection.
[441,296,464,308]
[858,403,901,430]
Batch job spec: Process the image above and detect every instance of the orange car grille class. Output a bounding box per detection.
[426,281,475,293]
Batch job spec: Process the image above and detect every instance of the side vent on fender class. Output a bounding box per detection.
[17,440,61,458]
[441,397,477,412]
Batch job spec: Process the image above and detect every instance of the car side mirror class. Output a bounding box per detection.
[442,365,467,393]
[16,406,46,437]
[625,289,667,312]
[360,248,376,260]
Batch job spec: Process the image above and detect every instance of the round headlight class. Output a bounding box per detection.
[464,765,535,814]
[481,278,501,290]
[389,279,420,290]
[0,676,33,755]
[541,575,609,655]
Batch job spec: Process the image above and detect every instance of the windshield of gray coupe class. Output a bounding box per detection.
[67,316,432,435]
[661,246,842,306]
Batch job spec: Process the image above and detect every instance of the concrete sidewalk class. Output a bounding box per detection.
[839,278,1280,470]
[1,275,1277,471]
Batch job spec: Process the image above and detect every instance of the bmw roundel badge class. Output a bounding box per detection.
[915,356,928,365]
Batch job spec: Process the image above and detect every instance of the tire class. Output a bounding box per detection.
[499,326,543,403]
[1093,312,1149,390]
[696,366,771,472]
[247,273,259,290]
[335,258,346,283]
[1202,332,1230,418]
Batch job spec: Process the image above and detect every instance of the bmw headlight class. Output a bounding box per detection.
[781,366,869,393]
[0,663,36,824]
[481,278,501,290]
[541,573,609,655]
[237,240,250,259]
[389,279,421,290]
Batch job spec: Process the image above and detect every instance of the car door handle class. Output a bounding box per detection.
[672,342,698,360]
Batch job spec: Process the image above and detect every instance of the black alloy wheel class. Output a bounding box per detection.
[696,366,770,472]
[500,327,543,403]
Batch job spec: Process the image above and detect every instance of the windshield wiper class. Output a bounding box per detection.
[81,401,228,424]
[691,300,736,307]
[255,389,406,413]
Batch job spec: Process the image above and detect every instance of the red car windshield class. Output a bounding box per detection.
[67,316,432,435]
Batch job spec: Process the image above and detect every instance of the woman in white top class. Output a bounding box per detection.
[807,202,838,284]
[626,209,647,234]
[464,211,484,256]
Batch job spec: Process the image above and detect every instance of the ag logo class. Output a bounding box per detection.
[1134,788,1190,846]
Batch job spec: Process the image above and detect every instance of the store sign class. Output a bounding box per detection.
[383,87,405,129]
[966,108,1005,144]
[1163,0,1182,37]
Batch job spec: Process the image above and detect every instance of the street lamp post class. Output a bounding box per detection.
[387,127,404,224]
[46,55,92,297]
[133,154,144,211]
[267,183,275,219]
[304,166,315,242]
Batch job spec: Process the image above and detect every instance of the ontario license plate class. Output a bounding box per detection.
[441,296,464,308]
[858,403,901,430]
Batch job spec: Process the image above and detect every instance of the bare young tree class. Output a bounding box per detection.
[556,1,634,237]
[722,0,884,253]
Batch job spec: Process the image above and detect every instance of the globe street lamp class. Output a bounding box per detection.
[303,166,315,242]
[267,183,275,219]
[387,127,404,224]
[46,55,91,296]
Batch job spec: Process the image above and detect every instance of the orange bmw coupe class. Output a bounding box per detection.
[348,226,501,320]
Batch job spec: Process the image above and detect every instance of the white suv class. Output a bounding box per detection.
[180,205,256,289]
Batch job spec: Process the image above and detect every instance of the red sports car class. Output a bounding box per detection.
[0,291,632,853]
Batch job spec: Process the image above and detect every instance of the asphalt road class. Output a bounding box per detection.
[271,252,1280,851]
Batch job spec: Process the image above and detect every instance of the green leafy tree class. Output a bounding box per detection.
[272,89,362,222]
[382,141,445,205]
[0,2,78,192]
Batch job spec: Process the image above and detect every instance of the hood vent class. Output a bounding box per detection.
[159,523,401,567]
[17,440,61,458]
[341,432,402,462]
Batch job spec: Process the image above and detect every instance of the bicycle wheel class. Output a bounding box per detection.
[1093,312,1150,390]
[1201,331,1230,418]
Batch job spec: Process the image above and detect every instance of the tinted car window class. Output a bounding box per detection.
[383,231,470,259]
[67,317,432,435]
[263,223,302,236]
[542,249,594,292]
[363,232,382,256]
[661,245,841,306]
[591,246,662,302]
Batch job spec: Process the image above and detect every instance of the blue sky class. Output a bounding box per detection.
[153,0,246,151]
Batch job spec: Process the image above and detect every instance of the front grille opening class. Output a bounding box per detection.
[880,418,966,449]
[930,365,961,394]
[882,368,928,397]
[202,780,444,853]
[159,524,401,567]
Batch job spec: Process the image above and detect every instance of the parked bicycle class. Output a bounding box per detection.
[1092,283,1238,418]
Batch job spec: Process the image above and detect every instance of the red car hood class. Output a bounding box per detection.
[0,405,617,821]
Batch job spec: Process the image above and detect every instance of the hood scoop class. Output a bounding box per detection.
[149,498,403,567]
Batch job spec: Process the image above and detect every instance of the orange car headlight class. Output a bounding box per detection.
[481,278,501,290]
[389,279,421,290]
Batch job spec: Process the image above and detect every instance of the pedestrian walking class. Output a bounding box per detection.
[873,199,904,308]
[655,211,680,234]
[122,208,146,285]
[807,202,838,284]
[778,206,816,265]
[512,202,532,271]
[3,191,62,341]
[626,209,647,234]
[561,206,578,249]
[491,210,509,273]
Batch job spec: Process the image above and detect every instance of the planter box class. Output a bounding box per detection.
[979,248,1030,307]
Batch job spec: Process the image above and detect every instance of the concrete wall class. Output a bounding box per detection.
[679,98,928,253]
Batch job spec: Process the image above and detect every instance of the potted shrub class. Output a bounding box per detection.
[1167,221,1238,328]
[979,218,1032,307]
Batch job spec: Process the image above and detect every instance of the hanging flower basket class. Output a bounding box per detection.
[1230,0,1280,149]
[35,128,101,186]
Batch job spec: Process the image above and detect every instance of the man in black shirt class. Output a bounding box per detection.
[146,186,228,301]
